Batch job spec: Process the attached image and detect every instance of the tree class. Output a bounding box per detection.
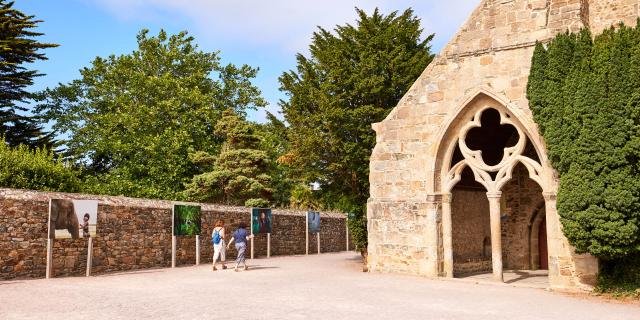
[527,22,640,291]
[0,1,57,148]
[279,8,434,248]
[185,109,271,206]
[36,30,265,199]
[0,138,79,192]
[255,112,294,207]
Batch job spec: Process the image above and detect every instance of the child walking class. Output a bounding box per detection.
[226,222,253,271]
[211,220,227,271]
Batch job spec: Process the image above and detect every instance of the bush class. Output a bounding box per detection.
[0,140,80,192]
[527,24,640,259]
[596,254,640,296]
[348,213,368,252]
[527,22,640,293]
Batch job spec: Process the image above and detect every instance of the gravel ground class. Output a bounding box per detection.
[0,252,638,320]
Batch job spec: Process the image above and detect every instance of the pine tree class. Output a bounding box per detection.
[0,1,57,148]
[185,109,272,206]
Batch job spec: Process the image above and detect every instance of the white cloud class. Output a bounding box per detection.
[84,0,479,53]
[81,0,480,123]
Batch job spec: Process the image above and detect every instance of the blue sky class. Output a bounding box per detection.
[16,0,479,122]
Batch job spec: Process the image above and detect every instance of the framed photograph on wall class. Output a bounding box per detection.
[48,199,98,239]
[173,204,202,236]
[307,211,320,234]
[251,208,272,234]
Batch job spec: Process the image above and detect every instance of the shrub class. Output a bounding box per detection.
[0,140,79,192]
[527,22,640,293]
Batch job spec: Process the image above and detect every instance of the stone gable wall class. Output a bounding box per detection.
[0,188,353,280]
[588,0,640,34]
[367,0,636,289]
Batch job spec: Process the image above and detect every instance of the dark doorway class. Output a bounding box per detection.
[538,217,548,270]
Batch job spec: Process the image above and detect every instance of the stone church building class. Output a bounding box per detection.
[367,0,639,290]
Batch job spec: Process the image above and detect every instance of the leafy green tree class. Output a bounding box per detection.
[255,112,294,207]
[185,109,272,206]
[0,0,57,148]
[279,8,434,248]
[0,138,79,192]
[36,30,265,199]
[527,23,640,291]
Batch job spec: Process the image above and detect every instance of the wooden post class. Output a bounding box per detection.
[86,237,93,277]
[171,204,176,268]
[250,211,255,260]
[46,238,53,279]
[317,232,320,254]
[267,233,271,258]
[305,213,309,255]
[345,217,349,251]
[195,235,200,265]
[171,236,176,268]
[46,199,53,279]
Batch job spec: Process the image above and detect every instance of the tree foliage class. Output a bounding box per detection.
[279,8,434,248]
[0,0,57,148]
[527,23,640,260]
[255,112,294,207]
[185,109,271,206]
[36,30,265,199]
[0,138,79,192]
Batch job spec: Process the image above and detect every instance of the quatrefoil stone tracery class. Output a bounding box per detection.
[445,107,545,193]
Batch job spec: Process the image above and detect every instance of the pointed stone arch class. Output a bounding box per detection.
[431,87,554,195]
[432,88,558,281]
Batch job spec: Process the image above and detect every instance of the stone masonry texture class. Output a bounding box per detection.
[367,0,638,290]
[0,188,353,280]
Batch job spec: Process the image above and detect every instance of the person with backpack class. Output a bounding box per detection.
[226,222,253,271]
[211,220,227,271]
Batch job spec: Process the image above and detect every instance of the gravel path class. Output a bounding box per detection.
[0,252,638,320]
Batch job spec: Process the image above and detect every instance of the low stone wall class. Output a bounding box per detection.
[0,188,354,280]
[454,259,492,275]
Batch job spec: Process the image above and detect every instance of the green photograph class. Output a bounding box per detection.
[173,204,202,236]
[251,208,272,234]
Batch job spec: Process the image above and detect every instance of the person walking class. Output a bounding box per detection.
[226,222,253,271]
[211,220,227,271]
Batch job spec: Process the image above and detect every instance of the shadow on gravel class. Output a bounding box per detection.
[98,269,165,277]
[505,271,548,284]
[244,266,279,271]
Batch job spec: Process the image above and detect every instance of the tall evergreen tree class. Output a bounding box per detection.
[0,1,56,148]
[527,23,640,291]
[279,8,434,248]
[185,109,272,206]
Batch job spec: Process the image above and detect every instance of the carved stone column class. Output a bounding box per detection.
[425,194,442,277]
[441,193,454,277]
[487,191,503,282]
[542,191,561,281]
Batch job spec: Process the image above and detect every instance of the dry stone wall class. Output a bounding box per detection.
[0,188,353,280]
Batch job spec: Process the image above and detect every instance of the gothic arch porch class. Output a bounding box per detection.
[432,90,556,283]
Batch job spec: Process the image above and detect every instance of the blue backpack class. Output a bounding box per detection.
[212,229,221,245]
